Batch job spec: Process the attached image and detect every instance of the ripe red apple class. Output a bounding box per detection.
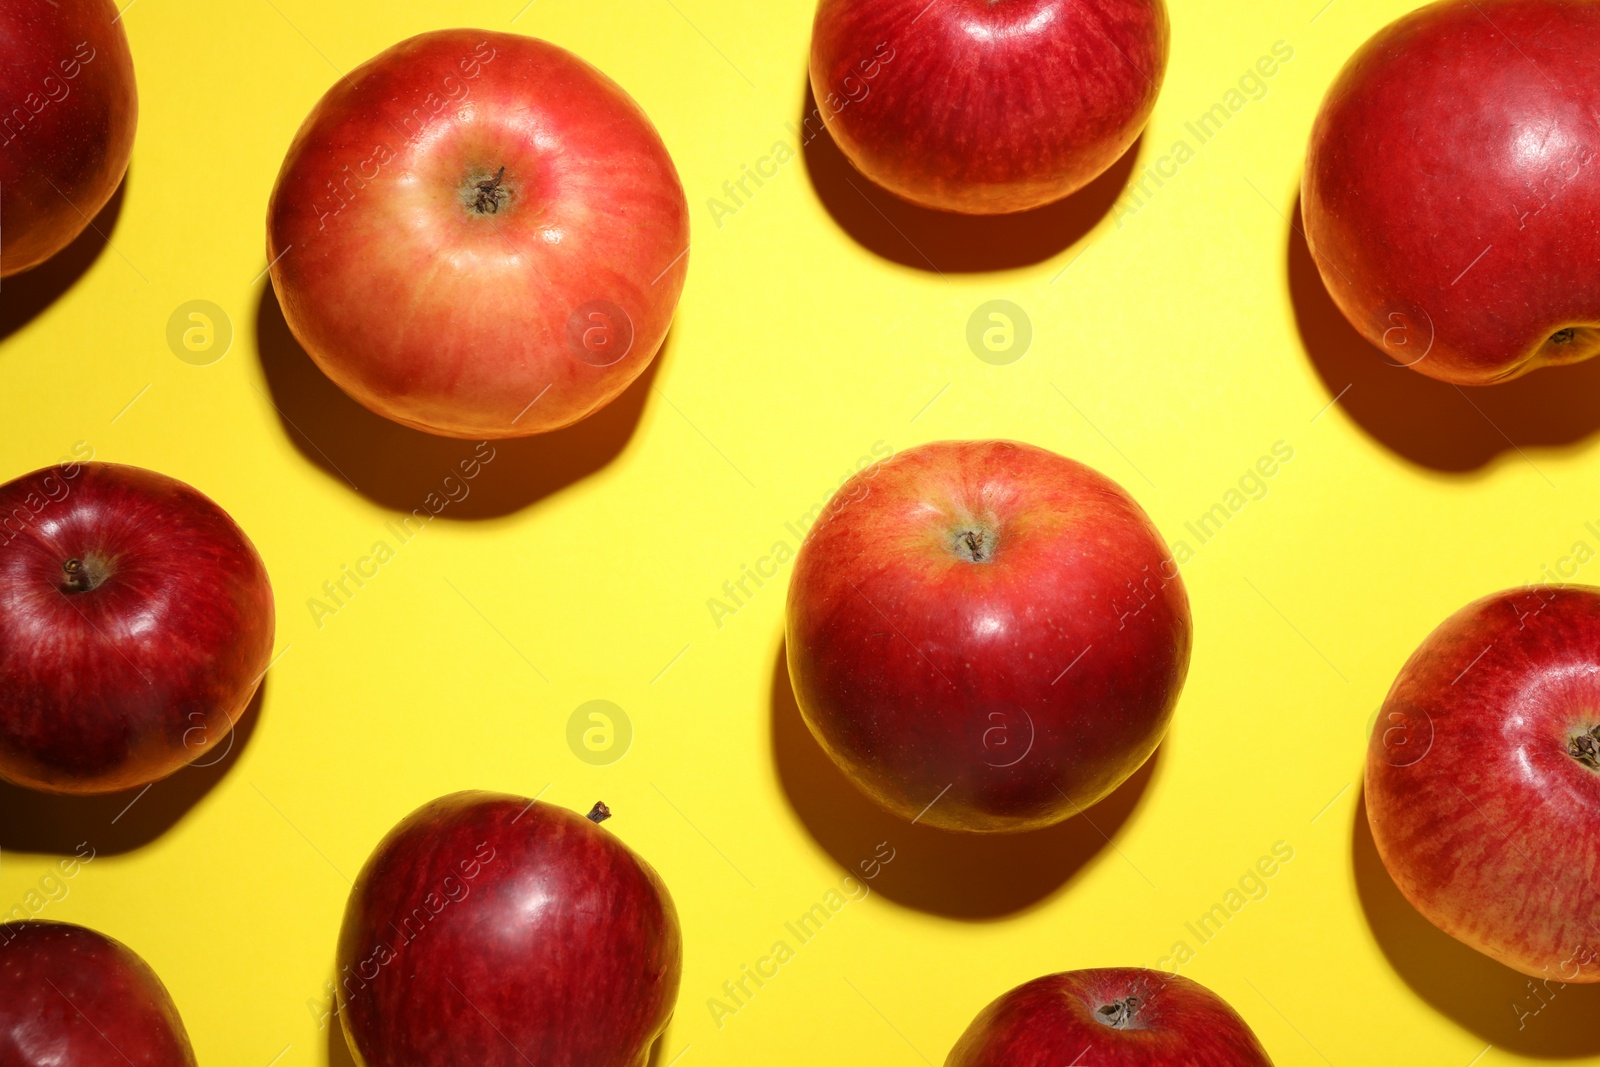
[267,30,689,439]
[1303,0,1600,385]
[0,0,137,276]
[337,792,681,1066]
[1367,585,1600,981]
[0,921,197,1065]
[785,440,1190,833]
[809,0,1168,215]
[0,461,274,794]
[947,969,1273,1066]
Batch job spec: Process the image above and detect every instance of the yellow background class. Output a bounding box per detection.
[1,0,1593,1063]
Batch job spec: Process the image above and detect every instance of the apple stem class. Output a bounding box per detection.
[1096,995,1139,1029]
[586,801,612,824]
[1569,726,1600,770]
[474,167,509,215]
[60,558,96,593]
[952,528,995,563]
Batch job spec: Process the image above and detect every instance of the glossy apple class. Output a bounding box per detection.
[267,30,689,439]
[809,0,1168,214]
[785,439,1190,833]
[0,461,274,794]
[1367,585,1600,980]
[0,0,137,276]
[337,792,681,1066]
[1303,0,1600,384]
[0,921,197,1066]
[947,969,1273,1066]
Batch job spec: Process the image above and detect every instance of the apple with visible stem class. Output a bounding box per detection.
[946,969,1273,1065]
[1367,584,1600,980]
[1303,0,1600,384]
[0,461,274,795]
[785,439,1190,833]
[809,0,1168,215]
[0,0,137,277]
[267,29,689,439]
[337,792,681,1067]
[0,921,197,1066]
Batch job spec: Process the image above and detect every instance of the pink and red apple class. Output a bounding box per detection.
[0,461,274,794]
[0,921,197,1066]
[267,30,689,439]
[1367,585,1600,980]
[0,0,137,276]
[1303,0,1600,384]
[946,968,1273,1066]
[810,0,1169,214]
[337,792,681,1066]
[785,439,1190,833]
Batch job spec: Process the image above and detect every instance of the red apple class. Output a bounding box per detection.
[337,792,681,1067]
[0,461,274,794]
[1367,585,1600,981]
[267,30,689,439]
[1303,0,1600,385]
[947,969,1273,1066]
[809,0,1168,215]
[785,439,1190,833]
[0,921,197,1066]
[0,0,136,276]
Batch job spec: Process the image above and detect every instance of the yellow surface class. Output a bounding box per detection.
[1,0,1593,1063]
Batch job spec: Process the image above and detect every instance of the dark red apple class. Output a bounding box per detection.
[267,30,689,439]
[0,461,274,794]
[0,0,136,276]
[785,439,1190,833]
[1367,585,1600,981]
[337,792,681,1066]
[947,969,1273,1066]
[809,0,1168,214]
[1303,0,1600,384]
[0,921,197,1066]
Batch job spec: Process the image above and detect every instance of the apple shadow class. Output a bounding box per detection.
[326,1015,357,1067]
[0,173,127,344]
[799,83,1139,273]
[0,678,264,856]
[253,283,665,518]
[1352,788,1600,1056]
[1289,191,1600,472]
[770,641,1158,920]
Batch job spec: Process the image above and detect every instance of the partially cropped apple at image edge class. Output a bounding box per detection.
[0,921,198,1066]
[1303,0,1600,384]
[786,439,1191,834]
[1367,585,1600,981]
[0,0,137,277]
[810,0,1169,214]
[0,461,274,795]
[946,968,1273,1066]
[337,791,680,1067]
[268,29,690,440]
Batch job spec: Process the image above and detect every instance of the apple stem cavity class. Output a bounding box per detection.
[951,527,997,564]
[59,557,107,594]
[472,167,511,215]
[1095,995,1140,1029]
[1569,726,1600,770]
[586,801,612,824]
[1551,328,1577,345]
